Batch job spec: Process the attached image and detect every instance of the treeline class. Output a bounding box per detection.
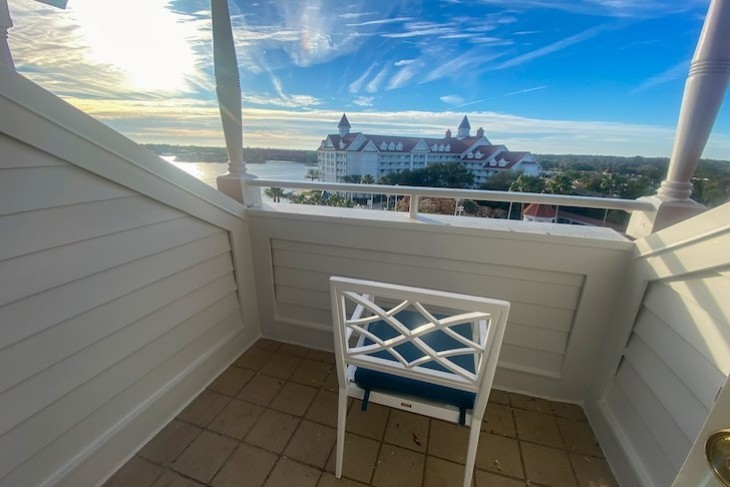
[536,154,730,207]
[144,144,317,164]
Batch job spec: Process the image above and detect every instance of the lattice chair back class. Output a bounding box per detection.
[330,276,510,487]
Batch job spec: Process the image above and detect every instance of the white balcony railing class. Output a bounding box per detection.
[246,178,653,220]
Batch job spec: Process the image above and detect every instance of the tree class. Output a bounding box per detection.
[509,174,545,193]
[480,171,519,191]
[545,174,574,194]
[384,163,474,188]
[340,174,362,183]
[264,186,285,202]
[361,174,376,185]
[306,168,321,181]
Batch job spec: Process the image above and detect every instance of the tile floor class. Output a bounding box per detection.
[104,339,619,487]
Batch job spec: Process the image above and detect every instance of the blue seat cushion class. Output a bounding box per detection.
[353,309,477,411]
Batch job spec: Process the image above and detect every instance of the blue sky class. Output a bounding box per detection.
[8,0,730,158]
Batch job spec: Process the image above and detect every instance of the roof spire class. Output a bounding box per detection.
[338,113,351,136]
[457,115,471,139]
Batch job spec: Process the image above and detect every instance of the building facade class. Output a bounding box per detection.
[317,114,541,186]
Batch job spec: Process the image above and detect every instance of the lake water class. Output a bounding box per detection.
[167,158,310,188]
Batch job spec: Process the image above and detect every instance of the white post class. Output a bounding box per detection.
[409,195,419,219]
[627,0,730,238]
[0,0,15,72]
[211,0,261,206]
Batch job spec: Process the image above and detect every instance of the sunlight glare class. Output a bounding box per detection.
[70,0,197,93]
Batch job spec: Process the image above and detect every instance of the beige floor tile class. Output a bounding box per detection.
[372,444,425,487]
[347,400,390,440]
[151,469,203,487]
[325,432,380,484]
[138,420,201,465]
[234,347,272,371]
[475,470,526,487]
[489,389,511,406]
[514,409,564,449]
[308,348,336,364]
[291,359,334,387]
[475,432,524,479]
[254,338,283,351]
[509,393,552,414]
[103,456,162,487]
[428,419,469,464]
[270,381,318,416]
[208,398,265,440]
[383,409,429,453]
[245,408,300,453]
[211,442,277,487]
[317,472,368,486]
[569,453,619,487]
[169,431,238,483]
[323,369,340,392]
[521,442,577,487]
[208,366,255,397]
[424,456,470,487]
[236,373,285,406]
[260,351,303,379]
[482,403,516,438]
[177,390,231,428]
[306,390,341,427]
[285,420,338,468]
[279,342,312,357]
[550,401,588,422]
[265,457,321,487]
[557,417,603,457]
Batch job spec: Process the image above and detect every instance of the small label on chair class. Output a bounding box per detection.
[400,402,412,408]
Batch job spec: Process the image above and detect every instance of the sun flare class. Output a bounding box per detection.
[70,0,197,93]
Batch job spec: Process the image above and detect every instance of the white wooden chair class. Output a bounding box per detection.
[330,276,510,487]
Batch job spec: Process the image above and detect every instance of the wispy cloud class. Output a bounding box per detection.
[346,17,412,27]
[467,0,705,18]
[493,24,614,70]
[632,59,689,93]
[440,94,465,105]
[366,66,390,93]
[394,59,415,66]
[504,85,549,96]
[349,64,377,93]
[353,96,375,107]
[386,61,421,90]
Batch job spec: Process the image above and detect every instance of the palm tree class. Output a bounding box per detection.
[361,174,376,209]
[508,174,545,219]
[265,187,285,202]
[545,174,573,195]
[306,168,321,181]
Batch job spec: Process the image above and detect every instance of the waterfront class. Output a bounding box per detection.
[167,158,310,188]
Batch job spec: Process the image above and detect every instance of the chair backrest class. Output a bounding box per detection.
[330,276,510,411]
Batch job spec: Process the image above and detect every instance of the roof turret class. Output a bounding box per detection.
[338,113,351,128]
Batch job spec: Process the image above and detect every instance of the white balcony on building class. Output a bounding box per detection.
[2,1,730,486]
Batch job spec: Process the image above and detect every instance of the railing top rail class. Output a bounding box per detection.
[247,178,654,212]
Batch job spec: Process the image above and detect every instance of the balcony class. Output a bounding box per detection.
[3,1,730,484]
[104,339,617,487]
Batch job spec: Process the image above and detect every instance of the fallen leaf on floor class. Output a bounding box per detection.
[411,432,422,446]
[583,456,591,463]
[493,459,502,471]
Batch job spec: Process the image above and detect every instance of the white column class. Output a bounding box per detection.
[1,0,15,72]
[212,0,261,206]
[627,0,730,237]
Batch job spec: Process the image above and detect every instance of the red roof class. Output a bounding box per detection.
[523,203,557,218]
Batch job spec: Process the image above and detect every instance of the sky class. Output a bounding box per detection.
[7,0,730,158]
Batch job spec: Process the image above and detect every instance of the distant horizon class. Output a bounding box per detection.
[9,0,730,159]
[145,141,730,163]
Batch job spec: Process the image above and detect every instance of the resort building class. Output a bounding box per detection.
[317,114,541,186]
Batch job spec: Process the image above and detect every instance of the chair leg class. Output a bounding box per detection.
[335,388,348,478]
[463,420,482,487]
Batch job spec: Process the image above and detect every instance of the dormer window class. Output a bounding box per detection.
[396,142,403,150]
[380,141,388,150]
[431,144,438,151]
[388,142,395,150]
[444,144,450,152]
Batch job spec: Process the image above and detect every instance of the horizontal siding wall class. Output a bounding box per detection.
[250,208,632,400]
[607,271,730,486]
[587,203,730,487]
[0,133,250,486]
